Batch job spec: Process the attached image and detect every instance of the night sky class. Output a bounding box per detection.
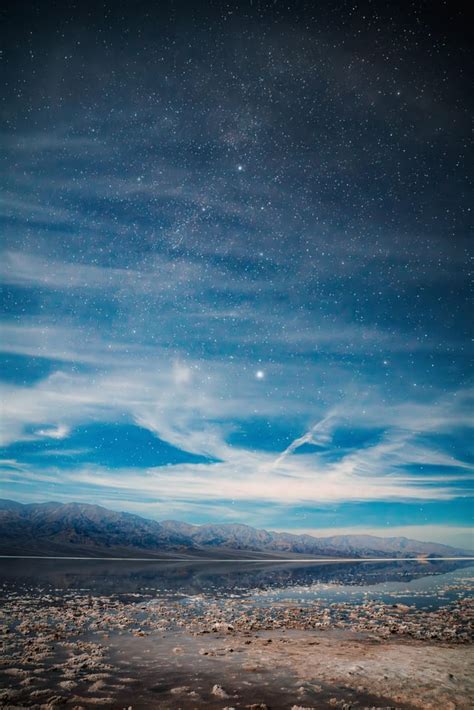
[1,1,472,546]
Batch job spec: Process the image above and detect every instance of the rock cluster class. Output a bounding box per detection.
[1,585,472,708]
[179,596,474,644]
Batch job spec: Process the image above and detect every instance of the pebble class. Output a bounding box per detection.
[211,683,230,698]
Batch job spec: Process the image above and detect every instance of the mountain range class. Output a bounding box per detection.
[0,499,471,559]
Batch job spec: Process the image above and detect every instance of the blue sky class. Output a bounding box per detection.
[1,2,472,547]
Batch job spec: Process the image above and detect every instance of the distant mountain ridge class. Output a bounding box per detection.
[0,499,471,559]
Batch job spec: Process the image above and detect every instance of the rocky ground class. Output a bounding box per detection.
[0,589,473,709]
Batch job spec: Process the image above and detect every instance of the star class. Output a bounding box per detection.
[255,370,265,380]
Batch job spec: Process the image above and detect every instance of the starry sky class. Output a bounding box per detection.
[1,1,472,547]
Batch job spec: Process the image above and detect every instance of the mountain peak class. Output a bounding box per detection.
[0,499,471,559]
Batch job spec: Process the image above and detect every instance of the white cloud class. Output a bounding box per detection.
[0,331,472,505]
[0,249,472,509]
[0,443,467,507]
[268,414,337,471]
[0,250,200,295]
[35,424,70,440]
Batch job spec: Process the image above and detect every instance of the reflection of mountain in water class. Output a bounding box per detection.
[0,558,471,597]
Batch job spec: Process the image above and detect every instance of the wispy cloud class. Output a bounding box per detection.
[35,424,70,440]
[1,244,472,515]
[268,414,336,470]
[0,250,201,295]
[0,340,472,506]
[0,454,466,507]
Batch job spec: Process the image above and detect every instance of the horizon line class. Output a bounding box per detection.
[1,555,473,562]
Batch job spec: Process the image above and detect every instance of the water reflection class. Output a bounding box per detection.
[0,557,472,602]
